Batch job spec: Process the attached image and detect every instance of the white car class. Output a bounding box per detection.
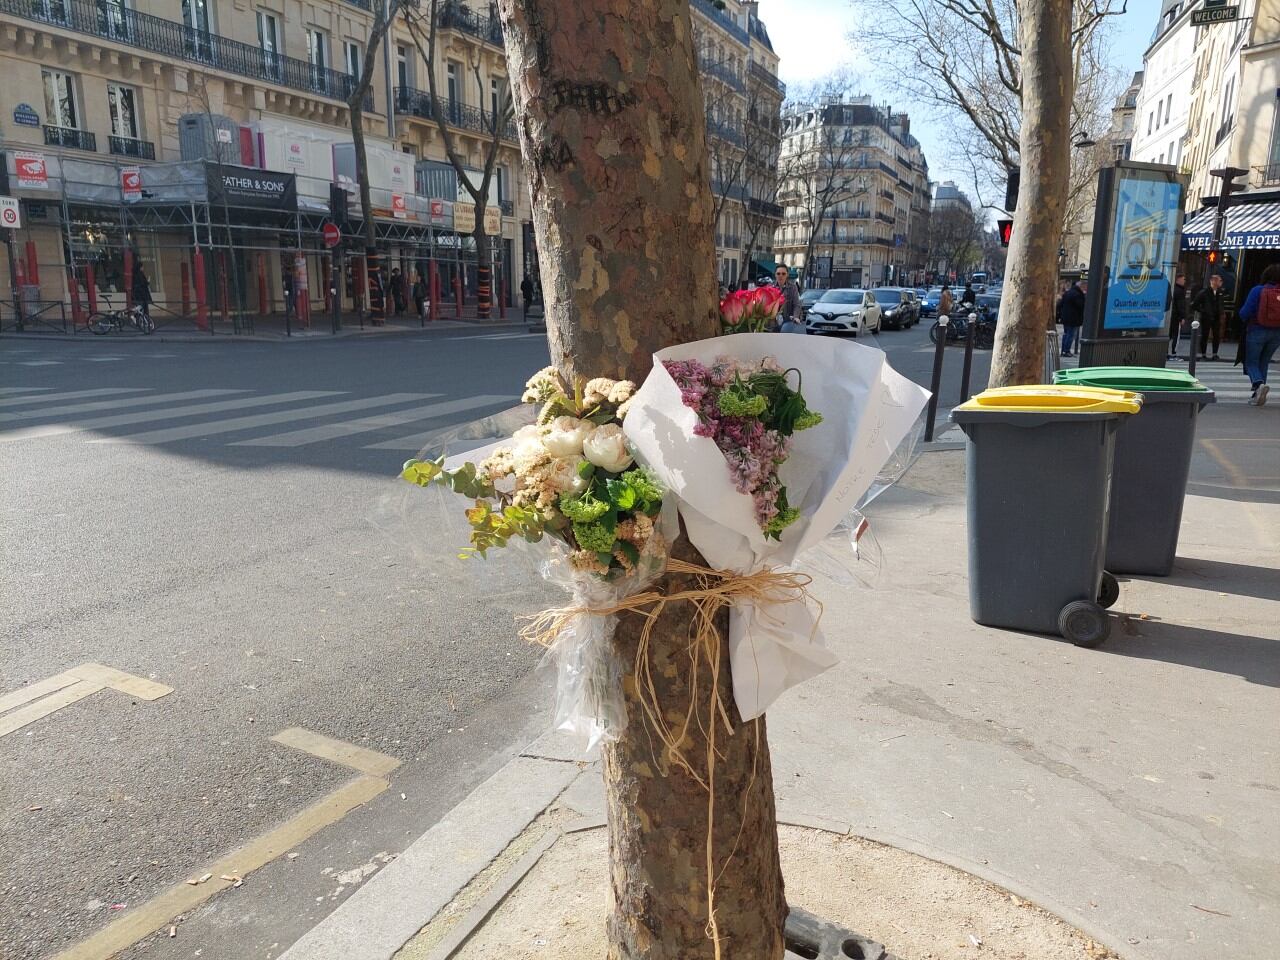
[806,288,882,335]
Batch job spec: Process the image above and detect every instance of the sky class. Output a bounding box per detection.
[763,0,1163,191]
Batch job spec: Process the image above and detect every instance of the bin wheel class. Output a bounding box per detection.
[1098,571,1120,610]
[1058,601,1110,648]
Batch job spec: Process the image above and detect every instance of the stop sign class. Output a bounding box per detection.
[321,222,341,248]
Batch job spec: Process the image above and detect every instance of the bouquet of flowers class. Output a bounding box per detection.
[719,285,784,333]
[624,333,931,720]
[400,368,672,745]
[663,357,822,539]
[401,368,665,579]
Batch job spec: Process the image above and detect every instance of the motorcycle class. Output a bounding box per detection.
[929,301,996,349]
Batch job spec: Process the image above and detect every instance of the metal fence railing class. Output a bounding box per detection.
[0,298,68,334]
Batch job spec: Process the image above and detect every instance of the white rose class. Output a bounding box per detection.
[544,416,593,457]
[582,423,634,473]
[510,424,546,463]
[548,455,589,493]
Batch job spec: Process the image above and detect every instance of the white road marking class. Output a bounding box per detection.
[0,391,342,443]
[0,390,246,423]
[0,387,48,395]
[0,388,148,408]
[17,360,62,366]
[93,393,440,445]
[233,395,513,447]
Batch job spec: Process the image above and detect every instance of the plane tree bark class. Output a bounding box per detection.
[495,1,787,956]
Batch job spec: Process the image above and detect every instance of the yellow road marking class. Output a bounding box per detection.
[1198,438,1279,551]
[0,664,173,741]
[0,680,105,738]
[272,727,403,776]
[0,669,83,714]
[49,775,389,960]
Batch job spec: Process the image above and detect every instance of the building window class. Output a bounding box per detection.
[106,83,138,140]
[182,0,212,57]
[396,44,411,90]
[1165,93,1173,124]
[490,77,503,120]
[42,69,78,129]
[100,0,128,37]
[446,60,461,104]
[1147,111,1153,135]
[344,40,361,79]
[257,11,281,76]
[306,28,328,89]
[1268,91,1280,167]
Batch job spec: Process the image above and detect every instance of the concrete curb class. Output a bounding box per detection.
[276,753,580,960]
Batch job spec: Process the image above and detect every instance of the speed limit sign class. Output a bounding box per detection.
[0,197,20,229]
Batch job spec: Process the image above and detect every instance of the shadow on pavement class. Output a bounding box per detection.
[1185,480,1280,505]
[1148,558,1280,603]
[1099,618,1280,688]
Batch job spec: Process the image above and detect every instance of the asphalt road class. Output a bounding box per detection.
[4,319,1267,960]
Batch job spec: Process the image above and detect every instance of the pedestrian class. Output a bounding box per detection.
[1168,272,1188,359]
[520,273,535,313]
[961,282,976,307]
[390,267,406,316]
[1236,263,1280,406]
[1192,273,1226,361]
[774,265,804,333]
[1057,277,1086,357]
[130,261,153,323]
[412,271,428,320]
[938,285,954,320]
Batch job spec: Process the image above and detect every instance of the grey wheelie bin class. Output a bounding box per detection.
[950,386,1143,647]
[1054,366,1215,576]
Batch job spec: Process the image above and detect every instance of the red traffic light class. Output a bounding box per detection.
[997,219,1013,247]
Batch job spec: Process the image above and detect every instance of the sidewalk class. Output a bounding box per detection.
[0,308,531,343]
[281,440,1277,960]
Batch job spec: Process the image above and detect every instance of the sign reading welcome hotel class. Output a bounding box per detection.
[205,165,297,211]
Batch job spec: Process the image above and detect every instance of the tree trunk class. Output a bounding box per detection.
[349,101,386,323]
[496,1,787,956]
[988,0,1073,386]
[474,227,492,318]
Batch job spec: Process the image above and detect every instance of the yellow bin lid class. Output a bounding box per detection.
[955,385,1143,415]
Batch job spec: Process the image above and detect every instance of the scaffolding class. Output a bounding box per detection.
[1,153,510,335]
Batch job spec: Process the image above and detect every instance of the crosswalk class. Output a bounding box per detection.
[0,387,517,450]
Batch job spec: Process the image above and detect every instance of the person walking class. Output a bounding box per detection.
[1192,273,1226,361]
[937,285,954,320]
[1236,263,1280,406]
[390,267,407,316]
[774,265,804,333]
[412,271,428,320]
[1168,272,1189,359]
[1057,278,1086,357]
[520,274,535,314]
[130,262,153,325]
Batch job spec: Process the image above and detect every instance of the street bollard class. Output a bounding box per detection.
[924,315,949,442]
[960,312,977,404]
[1188,321,1200,378]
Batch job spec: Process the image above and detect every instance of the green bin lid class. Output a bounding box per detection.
[1053,366,1209,392]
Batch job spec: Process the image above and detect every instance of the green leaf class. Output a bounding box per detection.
[606,477,637,511]
[617,540,640,567]
[577,459,596,480]
[596,551,614,566]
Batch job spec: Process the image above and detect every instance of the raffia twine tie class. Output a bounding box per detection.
[520,558,819,959]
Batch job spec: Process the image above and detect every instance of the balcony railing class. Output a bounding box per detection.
[875,212,894,224]
[44,125,96,151]
[699,56,744,92]
[1254,163,1280,187]
[394,86,517,142]
[710,178,747,201]
[748,60,785,96]
[109,135,155,159]
[747,197,782,219]
[705,117,744,148]
[690,0,750,45]
[879,189,895,201]
[3,0,366,106]
[435,0,504,46]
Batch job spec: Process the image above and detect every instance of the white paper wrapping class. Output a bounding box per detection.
[623,333,931,720]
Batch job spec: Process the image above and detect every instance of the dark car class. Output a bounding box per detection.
[799,288,825,319]
[974,293,1001,324]
[872,287,918,330]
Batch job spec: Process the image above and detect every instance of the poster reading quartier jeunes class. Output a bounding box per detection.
[1102,177,1183,331]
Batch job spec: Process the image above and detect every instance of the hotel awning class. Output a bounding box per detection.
[1181,201,1280,250]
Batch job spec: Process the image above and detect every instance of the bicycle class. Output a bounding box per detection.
[86,295,155,335]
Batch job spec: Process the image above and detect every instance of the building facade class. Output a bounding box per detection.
[690,0,784,288]
[774,96,930,289]
[0,0,782,328]
[1130,0,1197,170]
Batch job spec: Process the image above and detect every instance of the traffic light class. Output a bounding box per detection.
[1207,243,1221,267]
[997,219,1013,247]
[1004,167,1020,213]
[329,182,349,228]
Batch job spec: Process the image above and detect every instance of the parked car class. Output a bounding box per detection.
[807,288,882,335]
[799,288,825,320]
[975,292,1001,324]
[872,287,919,330]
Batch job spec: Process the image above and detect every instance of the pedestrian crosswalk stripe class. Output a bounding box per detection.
[17,360,61,366]
[364,407,519,451]
[93,393,441,446]
[0,391,342,443]
[0,389,246,424]
[0,387,48,395]
[232,394,514,448]
[0,388,147,409]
